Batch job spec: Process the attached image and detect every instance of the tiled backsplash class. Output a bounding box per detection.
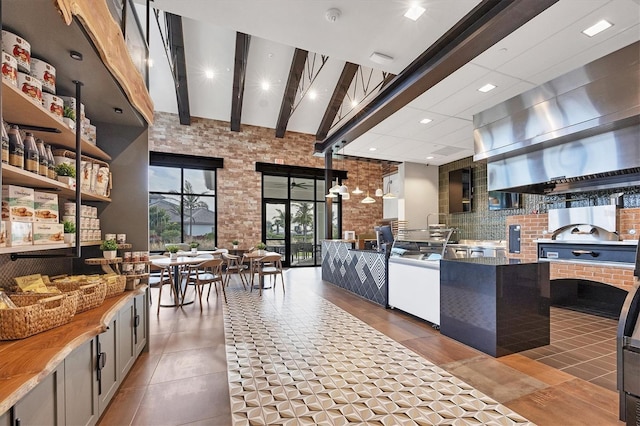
[439,156,640,241]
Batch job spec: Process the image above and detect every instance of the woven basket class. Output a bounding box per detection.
[0,292,78,340]
[53,280,107,313]
[104,275,126,298]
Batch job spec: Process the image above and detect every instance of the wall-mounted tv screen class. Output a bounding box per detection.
[488,191,521,210]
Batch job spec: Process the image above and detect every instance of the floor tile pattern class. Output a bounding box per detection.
[520,307,618,391]
[223,287,534,425]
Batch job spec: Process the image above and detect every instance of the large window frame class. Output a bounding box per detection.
[149,152,223,252]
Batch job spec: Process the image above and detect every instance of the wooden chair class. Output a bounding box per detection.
[182,257,226,309]
[222,252,247,289]
[149,255,178,315]
[253,254,285,295]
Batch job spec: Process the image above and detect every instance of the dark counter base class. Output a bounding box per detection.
[440,259,550,357]
[321,241,387,306]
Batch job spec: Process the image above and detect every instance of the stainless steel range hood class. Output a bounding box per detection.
[473,41,640,194]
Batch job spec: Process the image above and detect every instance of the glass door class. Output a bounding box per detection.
[265,201,287,260]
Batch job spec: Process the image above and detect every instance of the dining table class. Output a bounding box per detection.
[242,251,281,289]
[151,256,209,307]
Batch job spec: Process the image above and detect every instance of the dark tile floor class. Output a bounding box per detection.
[98,267,623,425]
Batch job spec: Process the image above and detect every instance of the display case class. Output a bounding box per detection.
[390,228,454,260]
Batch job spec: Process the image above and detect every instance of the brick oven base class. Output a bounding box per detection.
[551,278,628,319]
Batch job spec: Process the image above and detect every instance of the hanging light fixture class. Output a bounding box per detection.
[383,178,396,199]
[329,177,341,193]
[361,161,375,203]
[352,159,363,194]
[374,161,383,196]
[339,148,349,195]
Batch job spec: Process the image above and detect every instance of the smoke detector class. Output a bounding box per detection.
[325,8,341,23]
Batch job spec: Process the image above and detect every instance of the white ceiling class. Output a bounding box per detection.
[145,0,640,166]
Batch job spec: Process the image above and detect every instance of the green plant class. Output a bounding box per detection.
[100,239,118,251]
[54,162,76,178]
[231,240,239,245]
[255,242,267,250]
[63,105,75,121]
[63,220,75,234]
[189,241,200,249]
[165,244,180,253]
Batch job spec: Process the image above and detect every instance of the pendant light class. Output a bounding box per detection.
[375,162,383,197]
[352,160,363,194]
[361,161,376,203]
[338,149,349,195]
[383,178,396,199]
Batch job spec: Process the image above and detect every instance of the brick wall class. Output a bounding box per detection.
[506,208,639,291]
[148,112,383,247]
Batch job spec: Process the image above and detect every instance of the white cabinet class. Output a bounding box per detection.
[13,364,65,425]
[0,409,9,426]
[96,319,119,416]
[117,298,136,381]
[134,291,148,356]
[388,258,441,326]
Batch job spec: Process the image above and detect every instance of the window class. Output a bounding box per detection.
[149,153,222,251]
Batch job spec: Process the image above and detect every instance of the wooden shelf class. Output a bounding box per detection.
[1,164,111,202]
[84,257,122,265]
[2,81,111,161]
[0,240,101,255]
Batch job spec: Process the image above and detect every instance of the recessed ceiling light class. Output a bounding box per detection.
[369,147,377,152]
[69,50,83,61]
[404,4,426,21]
[261,81,270,91]
[419,118,432,124]
[205,69,214,79]
[370,51,394,65]
[478,83,496,93]
[582,19,613,37]
[147,58,154,68]
[351,99,358,107]
[426,156,434,160]
[308,90,317,100]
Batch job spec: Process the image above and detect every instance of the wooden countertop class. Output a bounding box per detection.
[0,287,146,415]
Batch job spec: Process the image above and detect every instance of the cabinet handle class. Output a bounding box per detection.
[571,250,599,257]
[15,418,20,426]
[134,314,140,328]
[97,351,107,370]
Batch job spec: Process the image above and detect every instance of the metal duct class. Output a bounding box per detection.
[473,41,640,194]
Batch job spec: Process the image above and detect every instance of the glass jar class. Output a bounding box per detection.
[8,125,24,169]
[1,122,8,164]
[23,132,39,174]
[36,138,48,176]
[45,144,56,179]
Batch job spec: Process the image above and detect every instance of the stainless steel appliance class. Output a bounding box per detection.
[617,242,640,424]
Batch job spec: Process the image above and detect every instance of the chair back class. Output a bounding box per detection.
[258,254,282,265]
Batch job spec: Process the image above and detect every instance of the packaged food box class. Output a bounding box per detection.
[17,72,42,104]
[33,222,64,245]
[7,221,32,246]
[42,93,63,119]
[29,58,56,94]
[2,185,34,222]
[0,221,6,247]
[34,191,59,223]
[2,51,17,87]
[1,30,30,73]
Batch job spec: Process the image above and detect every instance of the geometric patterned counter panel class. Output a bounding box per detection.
[321,241,387,306]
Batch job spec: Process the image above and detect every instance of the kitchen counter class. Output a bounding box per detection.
[440,258,550,357]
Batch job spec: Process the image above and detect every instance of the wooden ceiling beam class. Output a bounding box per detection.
[231,32,251,132]
[275,48,308,138]
[314,0,559,154]
[315,62,359,141]
[166,13,190,125]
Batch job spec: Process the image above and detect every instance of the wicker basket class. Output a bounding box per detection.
[53,280,107,313]
[104,275,126,298]
[0,292,78,340]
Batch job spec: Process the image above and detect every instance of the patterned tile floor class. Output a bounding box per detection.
[223,286,534,425]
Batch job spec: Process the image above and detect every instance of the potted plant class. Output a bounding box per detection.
[100,238,118,259]
[62,105,75,130]
[189,241,200,253]
[255,242,267,254]
[54,162,76,188]
[231,239,239,249]
[166,244,180,259]
[63,220,75,244]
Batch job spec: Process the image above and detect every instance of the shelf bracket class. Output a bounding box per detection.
[10,252,77,261]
